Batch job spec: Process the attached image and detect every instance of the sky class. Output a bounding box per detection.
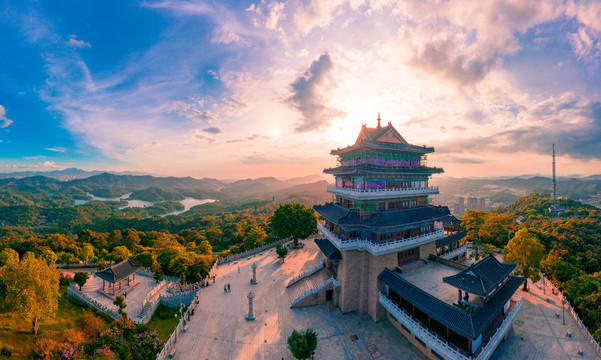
[1,0,601,179]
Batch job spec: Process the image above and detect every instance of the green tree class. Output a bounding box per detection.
[73,271,90,290]
[270,203,317,247]
[276,244,288,263]
[41,249,58,265]
[242,222,266,250]
[287,328,318,360]
[79,243,95,264]
[540,250,580,285]
[151,260,163,283]
[480,213,513,247]
[168,253,194,280]
[112,246,130,262]
[133,251,155,269]
[113,295,127,315]
[198,240,212,255]
[57,251,78,265]
[0,248,19,266]
[461,210,489,260]
[0,256,60,334]
[504,228,545,290]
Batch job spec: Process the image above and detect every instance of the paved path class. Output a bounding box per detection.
[173,238,425,360]
[494,279,600,360]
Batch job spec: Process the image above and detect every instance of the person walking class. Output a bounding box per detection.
[237,266,240,274]
[224,284,227,293]
[227,283,231,292]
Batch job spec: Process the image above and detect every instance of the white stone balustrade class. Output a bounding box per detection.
[327,185,439,200]
[440,245,468,260]
[318,222,445,256]
[287,260,325,287]
[378,292,524,360]
[290,276,340,306]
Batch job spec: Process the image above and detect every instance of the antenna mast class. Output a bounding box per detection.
[552,143,557,205]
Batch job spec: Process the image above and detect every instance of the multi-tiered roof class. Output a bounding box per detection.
[314,115,449,255]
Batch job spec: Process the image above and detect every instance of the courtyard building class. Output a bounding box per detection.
[287,114,524,360]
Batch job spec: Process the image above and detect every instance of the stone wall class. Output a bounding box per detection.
[419,241,437,260]
[386,311,442,360]
[291,284,338,308]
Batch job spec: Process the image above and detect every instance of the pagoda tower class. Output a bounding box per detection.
[313,114,450,321]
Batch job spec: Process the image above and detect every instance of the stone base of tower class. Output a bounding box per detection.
[337,242,438,322]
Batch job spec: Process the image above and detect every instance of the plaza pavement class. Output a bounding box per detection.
[172,237,425,360]
[494,278,600,360]
[172,239,601,360]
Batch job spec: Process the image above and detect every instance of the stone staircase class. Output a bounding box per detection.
[288,268,332,303]
[397,259,427,273]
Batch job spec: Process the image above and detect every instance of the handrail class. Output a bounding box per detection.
[541,273,601,357]
[291,276,339,306]
[440,246,467,260]
[216,237,291,266]
[327,185,438,193]
[67,284,121,319]
[379,292,523,360]
[318,222,444,256]
[287,261,325,287]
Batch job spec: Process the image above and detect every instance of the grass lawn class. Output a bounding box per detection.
[0,286,110,359]
[146,304,186,343]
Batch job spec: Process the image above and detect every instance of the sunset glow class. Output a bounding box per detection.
[1,1,600,178]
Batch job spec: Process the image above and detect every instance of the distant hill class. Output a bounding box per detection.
[0,168,148,180]
[432,176,601,207]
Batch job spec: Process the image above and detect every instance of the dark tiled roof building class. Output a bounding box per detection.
[289,115,523,360]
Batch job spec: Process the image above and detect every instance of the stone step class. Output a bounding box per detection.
[288,268,332,304]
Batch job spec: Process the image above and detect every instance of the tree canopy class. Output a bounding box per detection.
[503,228,545,290]
[0,255,60,334]
[287,328,318,360]
[270,203,317,246]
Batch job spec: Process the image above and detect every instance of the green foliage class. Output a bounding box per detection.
[0,256,60,334]
[113,296,127,315]
[276,244,288,263]
[270,203,317,246]
[0,248,19,266]
[287,328,318,360]
[73,272,89,290]
[198,240,212,255]
[461,210,489,260]
[111,246,130,262]
[504,229,545,290]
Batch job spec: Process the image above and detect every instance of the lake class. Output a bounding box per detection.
[77,192,216,215]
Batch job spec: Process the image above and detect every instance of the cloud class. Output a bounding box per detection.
[43,161,56,167]
[45,147,67,152]
[286,53,346,132]
[67,34,91,48]
[407,39,499,88]
[202,126,221,134]
[169,100,216,124]
[0,105,13,128]
[438,94,601,159]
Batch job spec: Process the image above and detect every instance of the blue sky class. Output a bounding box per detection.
[1,0,601,178]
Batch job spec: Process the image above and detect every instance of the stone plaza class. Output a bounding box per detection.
[170,238,601,360]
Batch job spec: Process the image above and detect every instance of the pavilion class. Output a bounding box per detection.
[95,258,141,296]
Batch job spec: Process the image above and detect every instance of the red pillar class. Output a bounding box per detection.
[446,327,450,341]
[468,339,472,355]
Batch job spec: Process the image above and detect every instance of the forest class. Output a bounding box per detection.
[465,193,601,341]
